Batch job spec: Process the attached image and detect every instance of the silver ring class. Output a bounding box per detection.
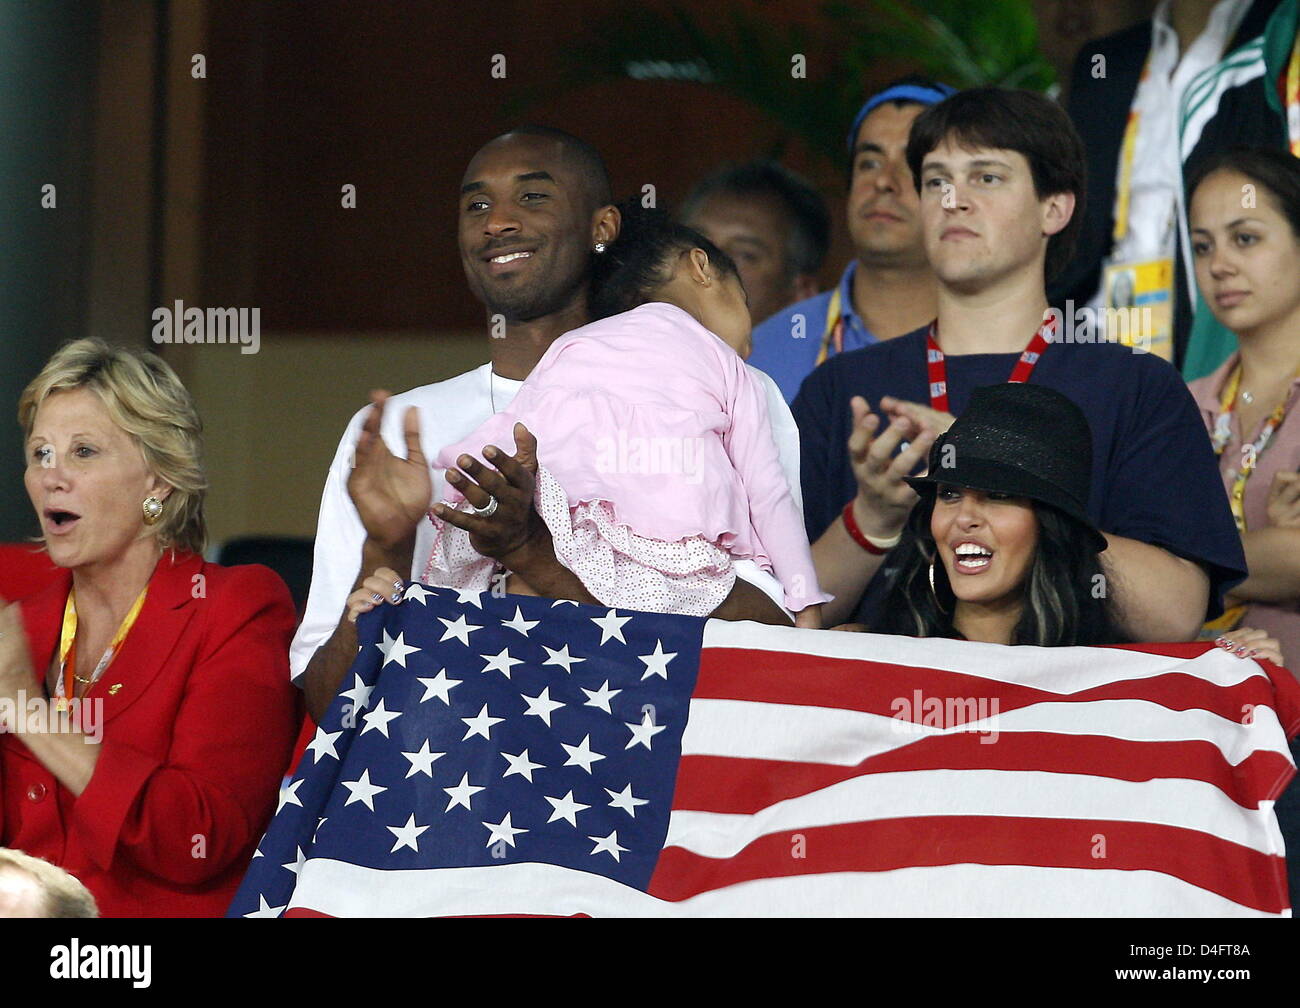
[472,495,499,518]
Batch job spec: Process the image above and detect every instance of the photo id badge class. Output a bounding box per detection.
[1103,258,1173,360]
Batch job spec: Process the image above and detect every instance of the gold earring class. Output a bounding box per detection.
[142,496,164,525]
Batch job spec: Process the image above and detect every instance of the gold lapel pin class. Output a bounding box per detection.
[108,684,123,696]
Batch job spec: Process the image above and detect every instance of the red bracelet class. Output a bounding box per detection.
[841,501,900,555]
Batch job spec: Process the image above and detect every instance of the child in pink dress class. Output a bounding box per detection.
[352,203,826,622]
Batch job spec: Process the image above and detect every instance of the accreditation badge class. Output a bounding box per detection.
[1103,258,1173,360]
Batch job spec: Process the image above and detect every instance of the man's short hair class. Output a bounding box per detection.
[495,125,612,209]
[679,160,831,277]
[905,87,1087,282]
[0,848,97,917]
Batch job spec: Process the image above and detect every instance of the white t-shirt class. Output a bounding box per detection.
[289,361,803,683]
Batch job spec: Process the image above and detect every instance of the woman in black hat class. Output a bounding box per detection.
[869,382,1280,659]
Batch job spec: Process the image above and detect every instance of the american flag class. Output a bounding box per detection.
[229,586,1300,917]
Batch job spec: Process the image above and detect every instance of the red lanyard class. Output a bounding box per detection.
[925,315,1057,413]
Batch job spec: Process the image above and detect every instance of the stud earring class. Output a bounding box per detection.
[142,496,164,525]
[593,241,607,253]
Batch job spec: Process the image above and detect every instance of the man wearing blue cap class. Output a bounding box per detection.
[747,76,956,403]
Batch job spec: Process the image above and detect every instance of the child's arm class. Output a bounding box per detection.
[722,362,831,614]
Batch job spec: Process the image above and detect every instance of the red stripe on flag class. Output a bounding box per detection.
[672,735,1295,815]
[647,816,1289,913]
[698,648,1286,727]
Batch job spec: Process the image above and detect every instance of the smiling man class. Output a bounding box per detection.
[793,87,1246,638]
[294,126,796,722]
[747,77,954,403]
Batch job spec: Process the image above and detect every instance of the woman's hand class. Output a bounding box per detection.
[1216,627,1284,667]
[0,598,39,715]
[845,396,937,541]
[345,567,405,624]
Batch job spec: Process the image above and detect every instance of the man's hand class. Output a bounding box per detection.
[847,396,937,540]
[433,422,543,562]
[1267,471,1300,528]
[347,390,432,549]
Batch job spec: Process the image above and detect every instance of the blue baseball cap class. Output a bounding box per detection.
[847,81,957,154]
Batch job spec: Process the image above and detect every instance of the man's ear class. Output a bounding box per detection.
[1042,190,1076,238]
[592,203,621,248]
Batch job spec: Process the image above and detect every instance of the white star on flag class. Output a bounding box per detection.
[625,710,667,750]
[438,613,483,646]
[443,772,484,812]
[606,783,648,817]
[638,640,677,680]
[542,644,585,673]
[591,609,631,645]
[387,813,431,853]
[401,740,444,778]
[561,734,605,774]
[416,668,461,705]
[482,812,528,849]
[277,778,305,812]
[550,599,580,607]
[544,790,591,826]
[461,703,504,741]
[282,846,307,877]
[501,748,544,782]
[360,698,401,737]
[306,726,341,763]
[480,646,523,678]
[340,672,373,713]
[588,829,629,862]
[341,769,387,810]
[379,629,421,668]
[581,680,621,714]
[455,589,485,609]
[403,582,432,605]
[500,606,539,636]
[521,686,564,726]
[245,895,288,918]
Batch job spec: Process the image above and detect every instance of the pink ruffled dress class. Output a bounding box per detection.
[423,302,829,616]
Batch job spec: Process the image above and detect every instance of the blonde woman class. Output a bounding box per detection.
[0,339,300,917]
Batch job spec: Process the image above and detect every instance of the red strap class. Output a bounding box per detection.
[841,501,890,555]
[925,314,1057,413]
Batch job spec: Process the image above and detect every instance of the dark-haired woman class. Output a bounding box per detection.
[867,382,1280,662]
[1187,148,1300,671]
[394,199,828,622]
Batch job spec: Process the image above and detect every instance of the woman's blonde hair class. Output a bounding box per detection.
[18,339,208,554]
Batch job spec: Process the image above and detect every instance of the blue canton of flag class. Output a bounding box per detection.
[228,586,704,917]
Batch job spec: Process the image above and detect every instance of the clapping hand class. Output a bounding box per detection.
[347,391,432,549]
[846,396,937,540]
[433,422,543,563]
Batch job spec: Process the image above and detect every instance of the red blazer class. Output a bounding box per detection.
[0,552,301,917]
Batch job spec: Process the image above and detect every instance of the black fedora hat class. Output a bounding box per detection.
[905,383,1107,554]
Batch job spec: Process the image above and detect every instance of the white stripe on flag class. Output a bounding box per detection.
[662,769,1283,857]
[680,696,1285,767]
[700,622,1267,693]
[288,858,1285,917]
